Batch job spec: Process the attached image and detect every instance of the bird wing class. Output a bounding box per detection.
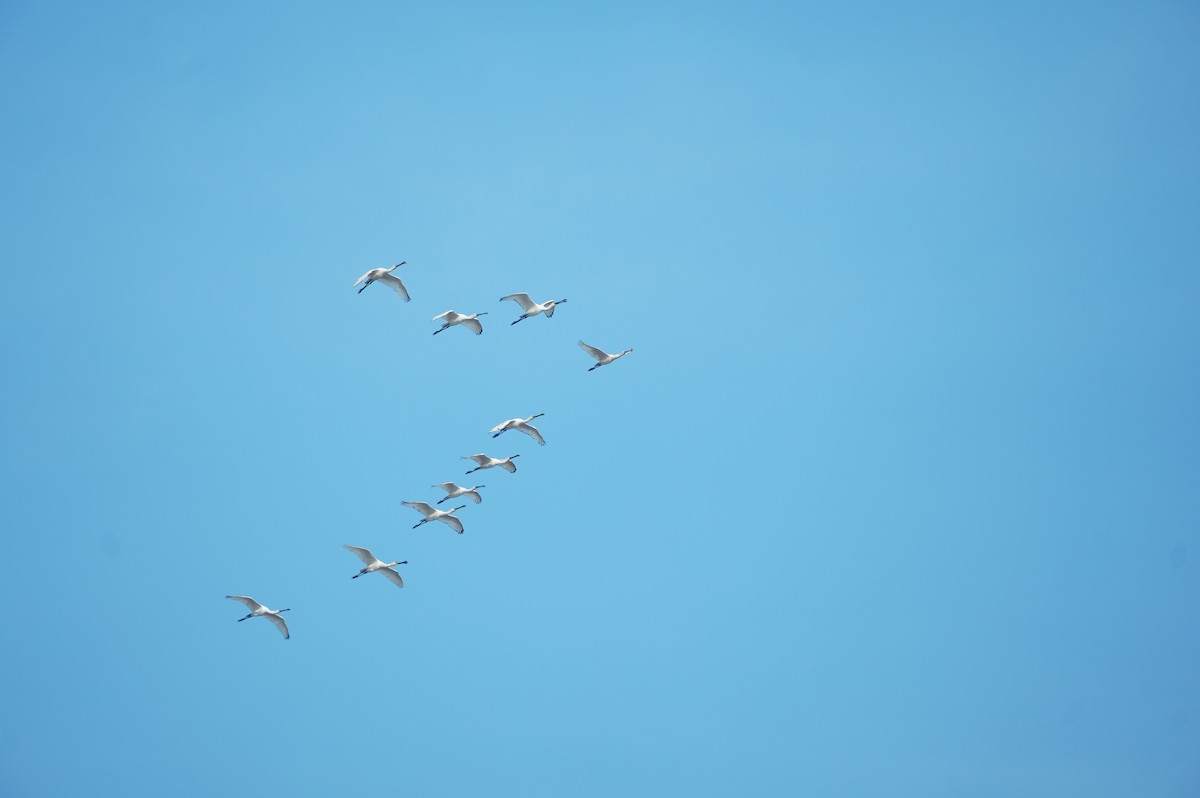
[377,273,410,301]
[500,459,517,473]
[435,482,459,493]
[466,490,482,503]
[578,341,607,361]
[544,303,557,317]
[500,293,536,311]
[344,545,377,566]
[462,318,483,335]
[353,271,372,287]
[226,595,264,612]
[517,423,546,446]
[440,515,464,533]
[380,567,405,589]
[432,310,456,321]
[464,454,490,465]
[266,614,290,639]
[403,501,435,515]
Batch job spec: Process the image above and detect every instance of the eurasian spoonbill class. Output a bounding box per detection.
[463,454,520,474]
[432,310,488,335]
[500,292,567,324]
[490,414,546,446]
[403,501,466,534]
[434,482,485,504]
[354,262,410,301]
[344,545,407,588]
[578,341,634,371]
[226,595,291,639]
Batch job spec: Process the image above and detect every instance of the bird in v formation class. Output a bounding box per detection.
[228,261,635,639]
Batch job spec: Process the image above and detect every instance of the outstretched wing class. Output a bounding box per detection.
[578,341,607,361]
[465,490,483,503]
[377,273,410,301]
[500,293,536,311]
[434,482,459,493]
[353,271,372,287]
[462,318,483,335]
[490,419,518,434]
[440,515,464,534]
[433,310,462,322]
[517,423,546,446]
[500,459,517,473]
[226,595,264,612]
[344,545,377,566]
[379,567,405,589]
[266,614,291,639]
[463,454,490,465]
[403,501,435,515]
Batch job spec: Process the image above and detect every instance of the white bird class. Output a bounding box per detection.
[500,292,567,324]
[432,310,488,335]
[578,341,634,371]
[490,414,546,446]
[434,482,485,504]
[344,545,407,588]
[226,595,291,639]
[353,261,410,301]
[403,501,466,534]
[462,453,521,474]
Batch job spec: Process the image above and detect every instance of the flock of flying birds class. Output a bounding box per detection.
[226,260,635,639]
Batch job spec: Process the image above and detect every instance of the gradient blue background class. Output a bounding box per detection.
[2,2,1198,795]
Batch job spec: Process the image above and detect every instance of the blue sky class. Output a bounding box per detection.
[2,2,1199,795]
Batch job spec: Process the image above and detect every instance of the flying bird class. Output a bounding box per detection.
[344,545,407,588]
[490,414,546,446]
[226,595,291,639]
[432,310,488,335]
[463,454,521,474]
[403,501,466,534]
[353,262,410,301]
[578,341,634,371]
[500,292,567,324]
[434,482,485,504]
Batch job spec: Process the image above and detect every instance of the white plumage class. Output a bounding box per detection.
[490,414,547,446]
[226,595,291,639]
[578,341,634,371]
[403,501,467,534]
[432,310,487,335]
[344,545,407,588]
[462,453,521,474]
[434,482,485,504]
[500,292,567,324]
[353,262,410,301]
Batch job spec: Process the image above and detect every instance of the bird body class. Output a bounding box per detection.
[463,453,521,474]
[578,341,634,371]
[490,414,547,445]
[344,545,407,588]
[500,292,567,324]
[434,482,485,504]
[226,595,291,639]
[354,262,410,301]
[432,310,487,335]
[403,501,466,533]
